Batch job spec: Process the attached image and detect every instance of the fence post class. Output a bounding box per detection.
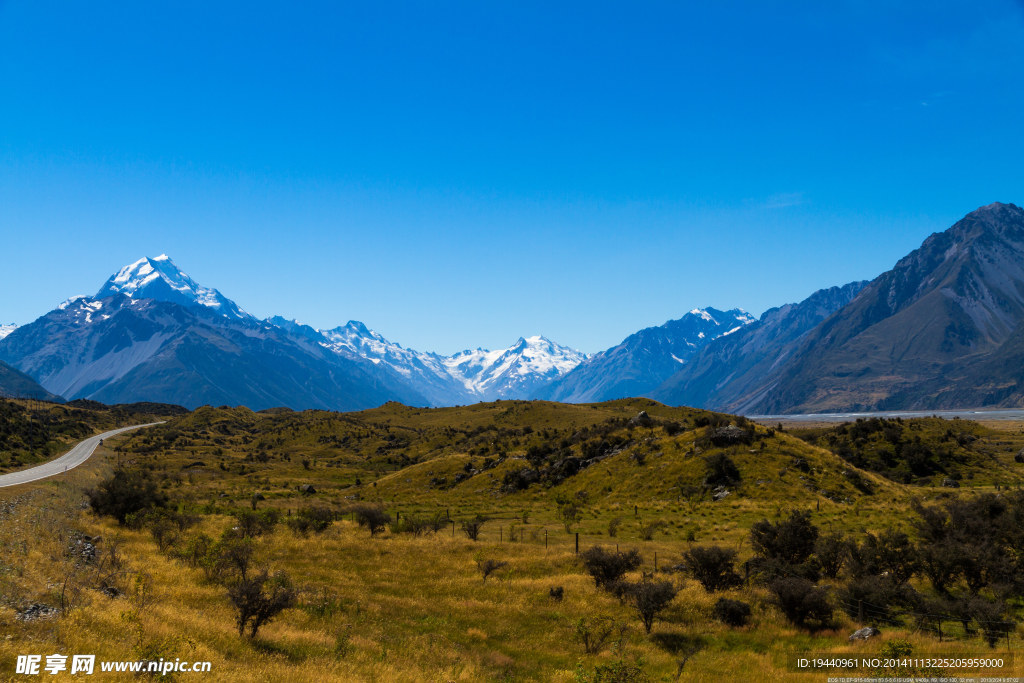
[545,530,548,549]
[654,551,658,572]
[575,532,579,555]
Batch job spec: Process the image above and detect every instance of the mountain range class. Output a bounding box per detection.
[0,256,590,409]
[3,203,1024,413]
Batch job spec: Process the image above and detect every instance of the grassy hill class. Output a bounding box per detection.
[0,398,186,471]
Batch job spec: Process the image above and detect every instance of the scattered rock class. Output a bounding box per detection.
[549,586,564,601]
[298,484,316,495]
[941,478,960,488]
[16,603,59,622]
[849,627,881,642]
[99,586,121,599]
[251,492,266,502]
[706,424,752,446]
[68,531,97,563]
[712,486,731,501]
[1015,449,1024,464]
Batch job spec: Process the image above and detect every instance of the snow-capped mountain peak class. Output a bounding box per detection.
[0,323,17,340]
[276,317,587,405]
[96,255,250,320]
[441,334,587,397]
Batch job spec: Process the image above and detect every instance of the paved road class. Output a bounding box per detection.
[0,422,162,488]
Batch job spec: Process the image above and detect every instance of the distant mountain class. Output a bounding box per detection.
[650,282,868,410]
[537,307,756,403]
[738,202,1024,413]
[0,360,62,401]
[0,324,16,340]
[443,335,587,401]
[96,255,251,320]
[0,261,429,411]
[273,318,587,405]
[318,321,470,406]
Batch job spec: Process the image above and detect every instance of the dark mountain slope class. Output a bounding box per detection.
[0,296,428,411]
[536,308,755,403]
[651,281,868,410]
[0,361,62,401]
[749,202,1024,413]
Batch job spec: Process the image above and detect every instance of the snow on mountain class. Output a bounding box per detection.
[96,255,250,320]
[444,336,587,399]
[537,307,757,403]
[276,318,587,405]
[0,324,17,340]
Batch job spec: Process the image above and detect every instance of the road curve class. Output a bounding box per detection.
[0,422,162,488]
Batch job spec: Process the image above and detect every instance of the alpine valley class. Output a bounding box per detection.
[3,202,1024,413]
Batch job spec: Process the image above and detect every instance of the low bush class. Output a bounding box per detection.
[580,546,642,589]
[288,506,333,536]
[684,546,742,592]
[712,598,752,627]
[87,469,168,524]
[351,504,390,537]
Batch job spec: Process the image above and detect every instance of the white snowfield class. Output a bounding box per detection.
[0,422,162,488]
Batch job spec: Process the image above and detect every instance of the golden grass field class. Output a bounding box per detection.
[2,399,1023,681]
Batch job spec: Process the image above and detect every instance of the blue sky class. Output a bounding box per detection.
[2,1,1023,354]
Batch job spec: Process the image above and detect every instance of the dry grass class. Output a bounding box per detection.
[2,407,1024,680]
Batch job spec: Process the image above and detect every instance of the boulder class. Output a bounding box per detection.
[630,411,654,427]
[849,627,881,642]
[298,484,316,495]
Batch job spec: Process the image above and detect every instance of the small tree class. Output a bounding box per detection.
[558,501,583,533]
[814,532,848,579]
[572,616,623,655]
[628,580,678,633]
[234,509,281,538]
[769,577,832,630]
[203,535,254,584]
[461,515,488,541]
[227,569,298,638]
[352,504,390,537]
[684,546,743,592]
[607,517,624,538]
[580,546,642,589]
